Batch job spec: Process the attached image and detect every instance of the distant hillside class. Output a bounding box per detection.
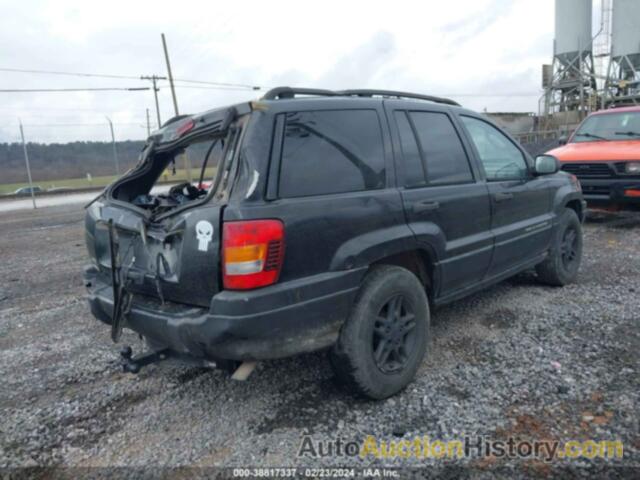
[0,137,556,186]
[0,140,146,183]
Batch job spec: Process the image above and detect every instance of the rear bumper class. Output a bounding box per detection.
[85,267,365,361]
[579,178,640,207]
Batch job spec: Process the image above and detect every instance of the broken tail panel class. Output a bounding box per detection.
[86,200,223,309]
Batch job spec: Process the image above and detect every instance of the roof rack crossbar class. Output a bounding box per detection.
[261,87,340,100]
[260,86,460,106]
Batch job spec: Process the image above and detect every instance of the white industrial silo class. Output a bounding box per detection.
[542,0,596,118]
[604,0,640,106]
[555,0,593,66]
[611,0,640,73]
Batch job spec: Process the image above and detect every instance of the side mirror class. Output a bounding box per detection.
[534,155,560,175]
[558,135,568,145]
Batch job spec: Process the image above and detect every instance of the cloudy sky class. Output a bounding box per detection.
[0,0,601,143]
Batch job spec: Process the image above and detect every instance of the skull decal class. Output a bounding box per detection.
[195,220,213,252]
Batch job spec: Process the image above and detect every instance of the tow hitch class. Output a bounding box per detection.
[119,346,172,374]
[118,345,228,374]
[118,345,253,379]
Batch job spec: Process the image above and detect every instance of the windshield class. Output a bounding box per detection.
[572,112,640,142]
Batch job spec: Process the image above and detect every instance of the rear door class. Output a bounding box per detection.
[458,115,553,277]
[233,103,409,284]
[386,103,493,297]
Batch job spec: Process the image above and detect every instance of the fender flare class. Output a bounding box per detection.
[329,224,444,296]
[553,187,585,222]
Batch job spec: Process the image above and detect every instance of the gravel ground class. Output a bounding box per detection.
[0,205,638,477]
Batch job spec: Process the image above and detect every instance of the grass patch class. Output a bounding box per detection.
[0,168,216,195]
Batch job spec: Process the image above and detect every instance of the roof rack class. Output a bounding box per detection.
[260,86,460,106]
[338,89,460,106]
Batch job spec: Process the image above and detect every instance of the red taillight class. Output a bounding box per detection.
[625,189,640,197]
[222,220,285,290]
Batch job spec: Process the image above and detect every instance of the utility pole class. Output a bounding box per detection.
[18,119,36,209]
[146,108,151,136]
[161,33,192,182]
[105,116,120,175]
[140,75,166,128]
[161,33,179,116]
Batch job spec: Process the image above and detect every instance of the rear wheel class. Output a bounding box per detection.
[330,265,430,399]
[536,208,583,286]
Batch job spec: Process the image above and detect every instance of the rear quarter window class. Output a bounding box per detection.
[278,110,386,198]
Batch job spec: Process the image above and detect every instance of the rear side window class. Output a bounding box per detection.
[278,110,385,197]
[409,112,473,185]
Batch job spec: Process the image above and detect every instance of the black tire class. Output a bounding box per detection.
[330,265,430,399]
[536,208,583,286]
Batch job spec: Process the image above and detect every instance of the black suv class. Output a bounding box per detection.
[84,87,586,399]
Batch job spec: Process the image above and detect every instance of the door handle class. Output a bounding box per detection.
[412,200,440,213]
[494,192,514,202]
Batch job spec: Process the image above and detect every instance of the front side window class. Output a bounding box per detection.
[278,110,385,198]
[573,112,640,142]
[461,116,528,181]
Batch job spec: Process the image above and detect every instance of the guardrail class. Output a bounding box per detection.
[511,129,576,156]
[513,130,561,144]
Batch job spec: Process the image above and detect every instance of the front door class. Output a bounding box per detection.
[458,115,553,278]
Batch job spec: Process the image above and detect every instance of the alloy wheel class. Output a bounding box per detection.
[372,295,417,374]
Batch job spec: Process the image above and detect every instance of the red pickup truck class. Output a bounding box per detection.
[547,106,640,210]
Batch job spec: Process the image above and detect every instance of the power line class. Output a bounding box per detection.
[0,67,140,80]
[440,93,540,97]
[13,122,145,127]
[0,67,261,90]
[0,86,537,97]
[0,114,147,119]
[173,78,260,90]
[173,84,262,92]
[0,68,537,97]
[0,87,150,93]
[0,106,122,112]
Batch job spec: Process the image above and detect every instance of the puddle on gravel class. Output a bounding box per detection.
[254,378,361,435]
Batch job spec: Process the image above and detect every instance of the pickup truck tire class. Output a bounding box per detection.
[536,208,583,286]
[330,265,430,399]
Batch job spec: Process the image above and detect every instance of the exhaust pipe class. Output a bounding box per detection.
[231,361,258,381]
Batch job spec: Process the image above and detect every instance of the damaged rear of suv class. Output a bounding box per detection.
[86,93,363,375]
[85,87,584,399]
